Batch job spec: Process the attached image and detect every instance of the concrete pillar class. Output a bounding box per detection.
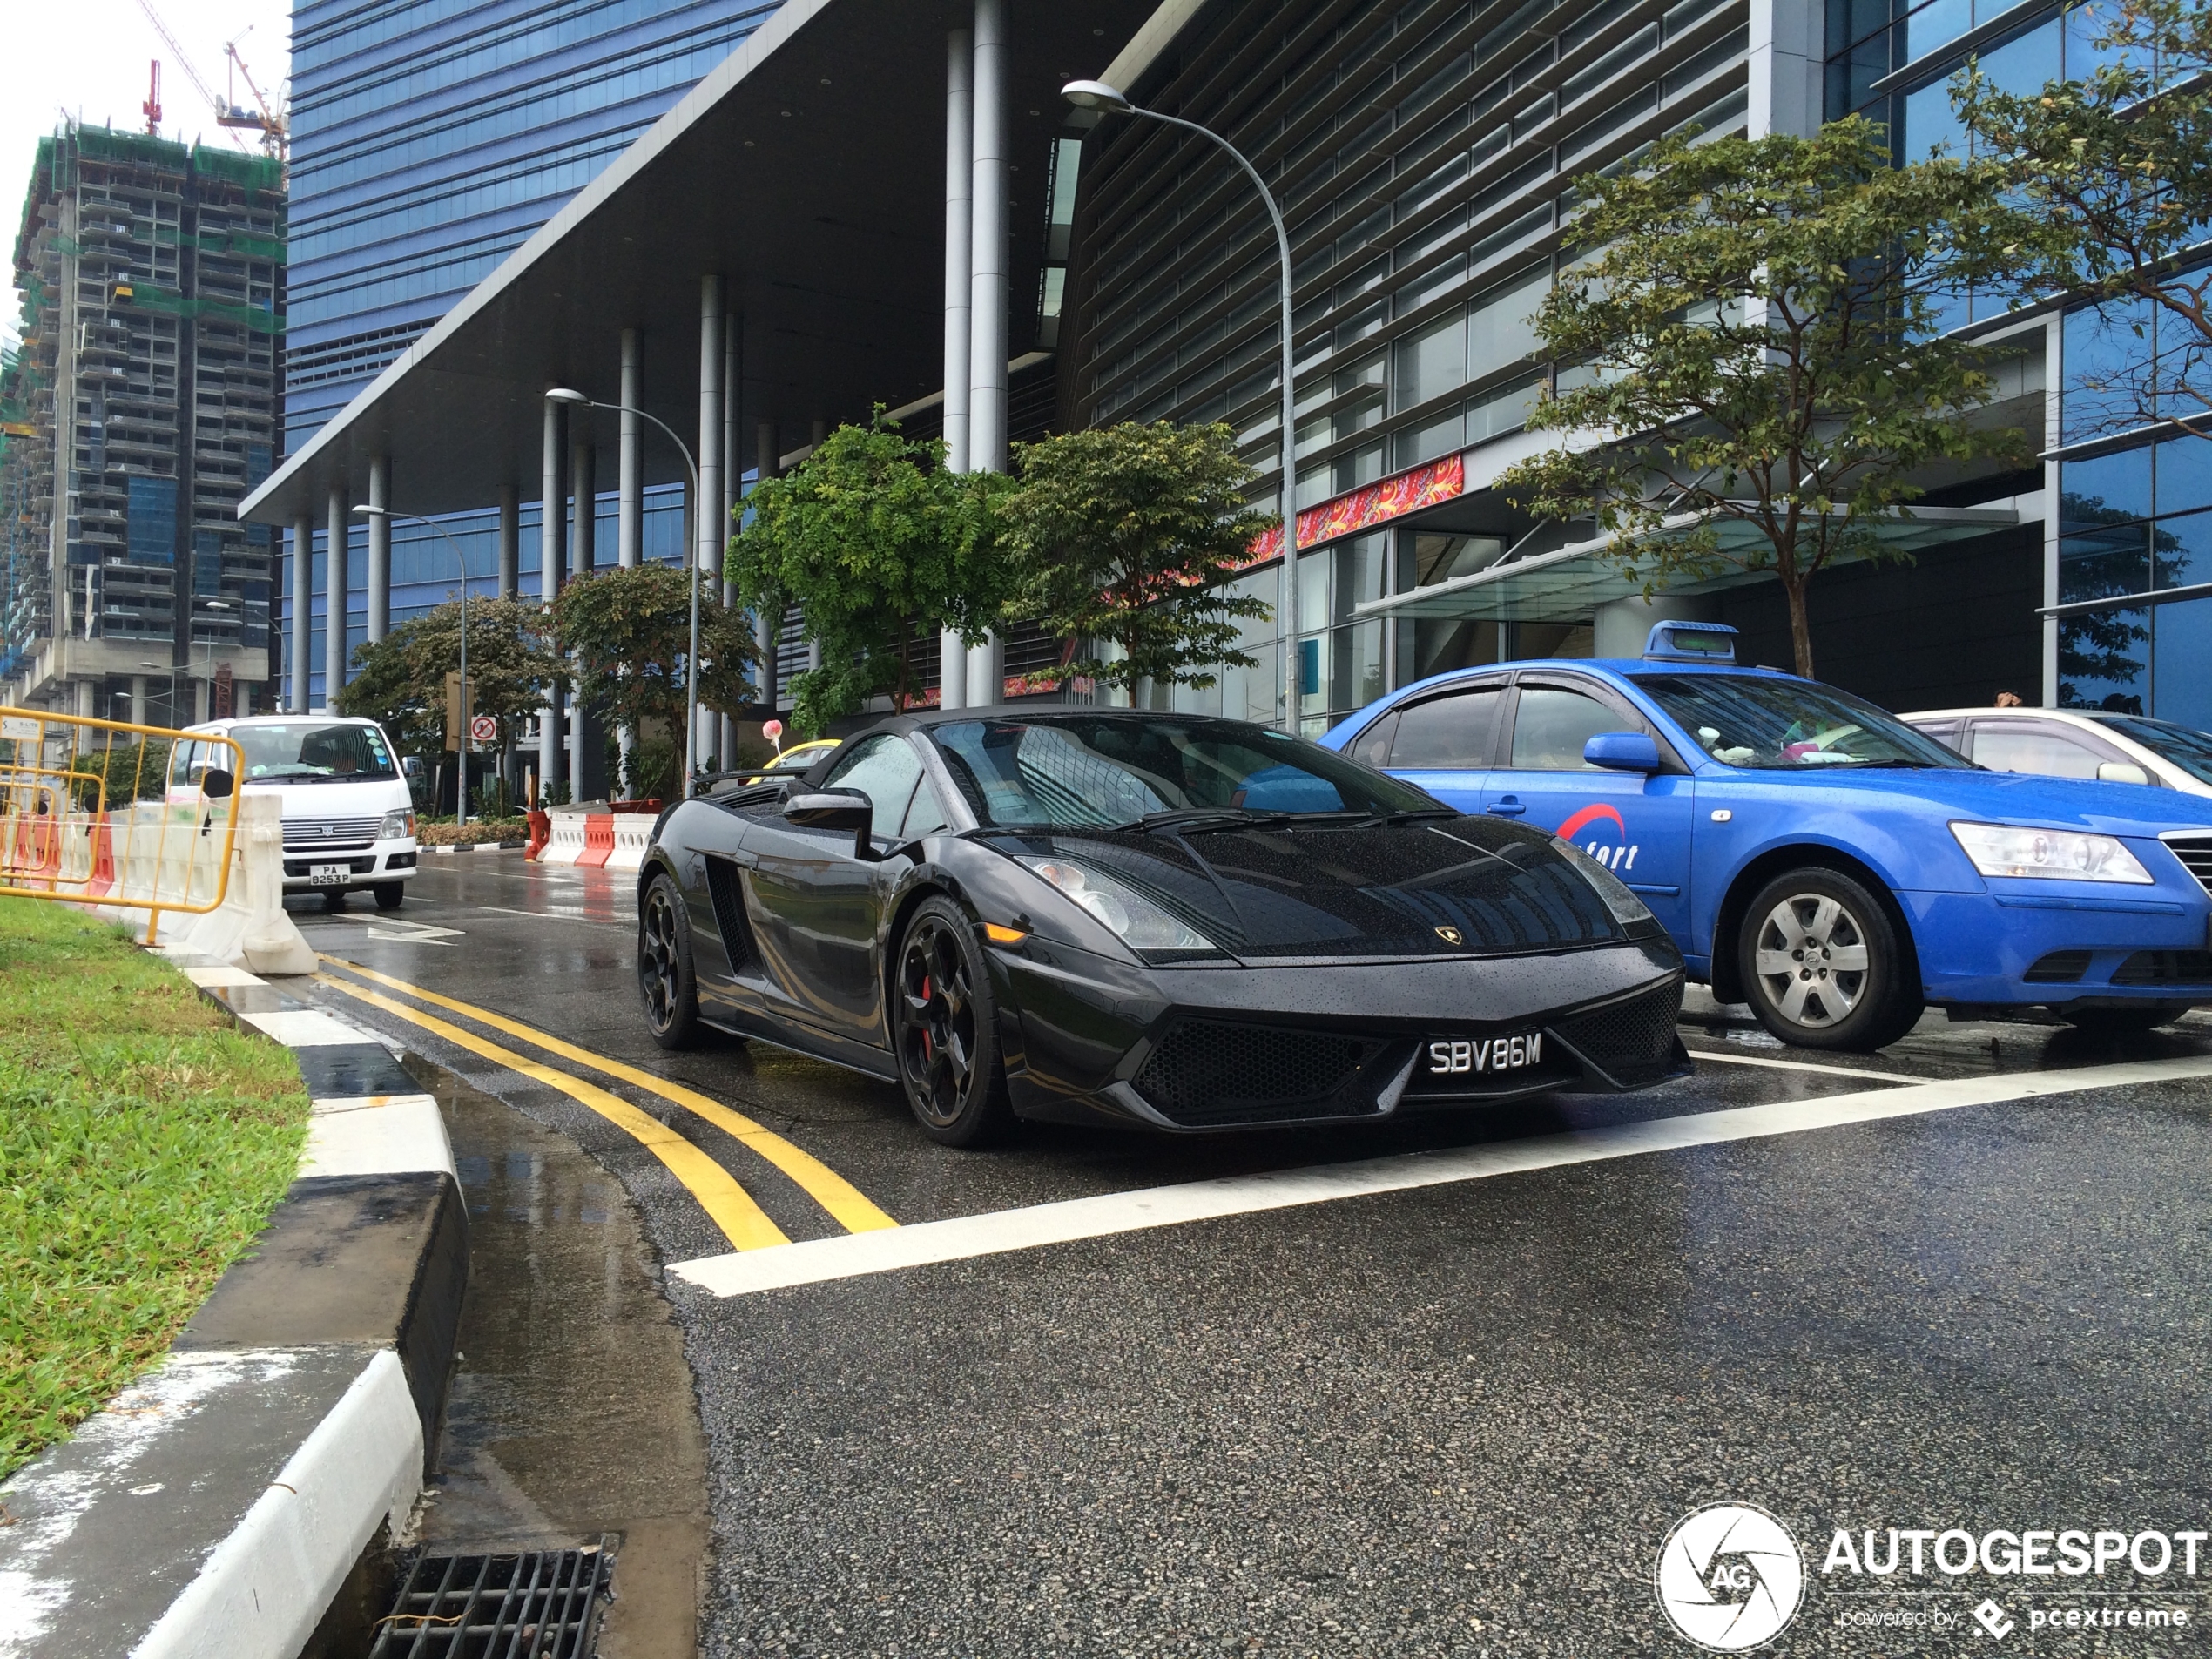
[618,329,643,570]
[366,455,391,642]
[721,311,740,763]
[754,420,779,714]
[324,484,349,710]
[1749,0,1823,138]
[540,397,568,796]
[571,432,596,580]
[193,676,210,725]
[129,674,146,726]
[497,482,519,598]
[697,276,725,769]
[290,513,312,711]
[962,0,1008,709]
[943,27,974,475]
[75,678,95,719]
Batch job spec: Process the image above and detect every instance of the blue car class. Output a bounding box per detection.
[1318,623,2212,1051]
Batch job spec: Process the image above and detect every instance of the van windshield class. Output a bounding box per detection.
[230,723,397,781]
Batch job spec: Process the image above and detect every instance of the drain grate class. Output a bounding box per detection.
[368,1537,617,1657]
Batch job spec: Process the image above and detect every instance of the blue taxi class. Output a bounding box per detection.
[1319,623,2212,1051]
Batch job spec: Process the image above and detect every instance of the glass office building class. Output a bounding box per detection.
[280,0,779,705]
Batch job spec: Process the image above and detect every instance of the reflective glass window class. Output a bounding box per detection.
[2060,606,2151,713]
[1969,722,2107,779]
[1388,685,1507,767]
[1508,686,1621,769]
[825,735,924,841]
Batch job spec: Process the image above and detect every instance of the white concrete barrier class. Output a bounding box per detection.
[106,795,315,974]
[537,807,591,866]
[606,814,654,872]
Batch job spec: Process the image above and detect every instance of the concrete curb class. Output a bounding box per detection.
[0,952,467,1659]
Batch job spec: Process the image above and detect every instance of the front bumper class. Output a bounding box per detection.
[993,935,1689,1132]
[1905,887,2212,1008]
[281,839,419,890]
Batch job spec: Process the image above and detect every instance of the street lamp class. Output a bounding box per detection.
[547,387,708,792]
[1063,79,1302,734]
[356,503,472,826]
[145,598,232,725]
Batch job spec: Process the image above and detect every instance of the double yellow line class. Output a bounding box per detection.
[315,956,895,1251]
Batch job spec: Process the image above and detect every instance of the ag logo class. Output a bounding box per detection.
[1559,802,1641,873]
[1434,924,1463,945]
[1656,1502,1804,1651]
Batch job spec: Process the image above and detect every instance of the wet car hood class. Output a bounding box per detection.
[997,816,1629,961]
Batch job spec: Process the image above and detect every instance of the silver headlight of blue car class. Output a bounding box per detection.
[1949,821,2154,884]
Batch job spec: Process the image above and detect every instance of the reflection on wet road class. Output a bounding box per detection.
[293,857,2212,1657]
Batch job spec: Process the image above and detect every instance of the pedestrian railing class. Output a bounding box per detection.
[0,706,244,944]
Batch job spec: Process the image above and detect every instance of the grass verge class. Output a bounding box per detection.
[0,899,310,1480]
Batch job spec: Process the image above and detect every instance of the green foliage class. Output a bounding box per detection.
[550,563,757,745]
[0,899,309,1479]
[996,421,1275,696]
[1953,0,2212,434]
[1496,118,2032,678]
[67,740,171,812]
[335,596,563,754]
[728,413,1008,733]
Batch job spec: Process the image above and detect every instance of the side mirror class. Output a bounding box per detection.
[2097,760,2153,786]
[1584,732,1662,773]
[199,768,235,800]
[785,789,874,858]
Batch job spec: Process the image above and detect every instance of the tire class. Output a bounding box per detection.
[892,896,1013,1147]
[2061,1003,2188,1035]
[373,882,405,911]
[1737,867,1923,1051]
[320,888,347,912]
[637,872,701,1050]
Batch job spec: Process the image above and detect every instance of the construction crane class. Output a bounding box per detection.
[142,61,162,137]
[223,34,289,159]
[129,0,256,152]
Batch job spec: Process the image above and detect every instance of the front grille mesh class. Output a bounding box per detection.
[1133,1020,1389,1127]
[2112,950,2212,988]
[283,815,381,852]
[2167,836,2212,897]
[2026,949,2094,984]
[1549,978,1683,1077]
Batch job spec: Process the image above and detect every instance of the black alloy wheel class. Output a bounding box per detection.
[373,882,405,910]
[2061,1002,2188,1035]
[638,872,700,1050]
[1737,866,1923,1052]
[893,896,1012,1147]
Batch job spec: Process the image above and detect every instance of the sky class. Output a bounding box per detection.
[3,0,292,352]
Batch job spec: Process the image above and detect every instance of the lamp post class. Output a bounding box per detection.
[1063,79,1302,734]
[355,504,472,826]
[145,599,232,725]
[545,388,707,792]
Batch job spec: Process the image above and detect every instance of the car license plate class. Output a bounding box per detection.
[1426,1032,1542,1076]
[309,864,349,887]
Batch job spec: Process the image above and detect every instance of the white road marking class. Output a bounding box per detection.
[669,1053,2212,1298]
[1683,1048,1907,1082]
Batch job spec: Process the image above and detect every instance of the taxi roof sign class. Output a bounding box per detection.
[1643,621,1738,664]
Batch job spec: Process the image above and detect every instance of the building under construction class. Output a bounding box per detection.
[1,125,284,724]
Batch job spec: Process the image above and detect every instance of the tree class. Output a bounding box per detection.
[334,624,440,757]
[550,563,757,748]
[1955,0,2212,436]
[727,414,1006,734]
[334,597,563,755]
[995,421,1275,699]
[1495,118,2033,678]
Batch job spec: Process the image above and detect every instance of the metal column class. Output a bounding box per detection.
[366,455,391,643]
[697,276,725,769]
[939,25,974,711]
[965,0,1008,709]
[754,421,779,716]
[129,675,145,727]
[290,513,312,711]
[618,329,643,570]
[497,483,519,598]
[324,484,349,710]
[539,397,567,797]
[571,431,596,580]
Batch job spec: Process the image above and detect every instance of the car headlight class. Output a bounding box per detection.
[1949,820,2153,884]
[1550,836,1657,925]
[381,808,416,840]
[1023,858,1214,952]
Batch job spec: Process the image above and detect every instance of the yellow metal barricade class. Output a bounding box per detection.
[0,706,243,944]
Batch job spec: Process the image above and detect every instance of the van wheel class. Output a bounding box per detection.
[1737,867,1922,1051]
[373,882,404,910]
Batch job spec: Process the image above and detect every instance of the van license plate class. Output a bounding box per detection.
[309,865,349,887]
[1426,1033,1541,1075]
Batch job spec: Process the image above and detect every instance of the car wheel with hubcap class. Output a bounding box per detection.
[373,882,404,910]
[893,896,1012,1147]
[1737,867,1922,1051]
[638,872,700,1050]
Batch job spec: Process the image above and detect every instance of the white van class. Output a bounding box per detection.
[171,714,419,908]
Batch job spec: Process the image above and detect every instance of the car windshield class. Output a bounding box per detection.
[2091,714,2212,786]
[229,722,397,781]
[929,714,1440,829]
[1629,674,1972,771]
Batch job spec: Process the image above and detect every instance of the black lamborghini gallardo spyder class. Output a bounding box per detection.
[637,709,1689,1145]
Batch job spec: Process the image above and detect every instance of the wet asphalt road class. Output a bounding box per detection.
[293,855,2212,1658]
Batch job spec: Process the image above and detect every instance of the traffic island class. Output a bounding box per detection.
[0,904,467,1659]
